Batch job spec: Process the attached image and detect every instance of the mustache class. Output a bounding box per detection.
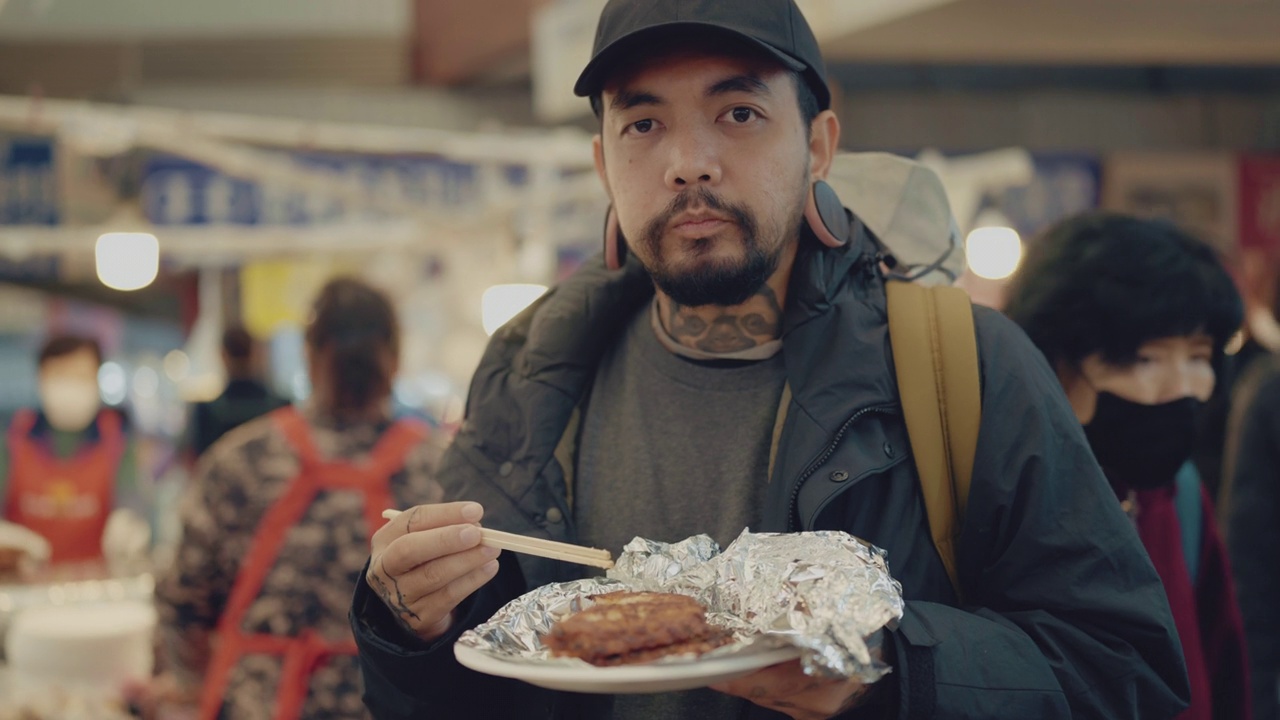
[641,187,754,244]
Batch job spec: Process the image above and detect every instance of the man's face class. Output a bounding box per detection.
[37,348,102,432]
[39,348,100,390]
[593,50,815,307]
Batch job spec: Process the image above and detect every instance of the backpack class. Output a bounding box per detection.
[885,281,981,603]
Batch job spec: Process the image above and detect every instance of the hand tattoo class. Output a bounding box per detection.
[370,555,421,632]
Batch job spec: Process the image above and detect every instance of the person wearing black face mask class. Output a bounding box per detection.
[1006,211,1250,720]
[1083,389,1203,492]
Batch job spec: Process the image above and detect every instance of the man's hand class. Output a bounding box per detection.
[711,660,876,720]
[366,502,502,642]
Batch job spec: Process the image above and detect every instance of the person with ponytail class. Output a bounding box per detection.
[150,277,443,719]
[1006,212,1251,720]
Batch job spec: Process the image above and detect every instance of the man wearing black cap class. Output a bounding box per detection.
[350,1,1189,718]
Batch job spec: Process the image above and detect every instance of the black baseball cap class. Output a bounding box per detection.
[573,0,831,111]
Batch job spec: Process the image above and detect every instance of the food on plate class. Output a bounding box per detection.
[541,591,733,666]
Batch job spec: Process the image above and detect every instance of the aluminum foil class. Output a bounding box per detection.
[457,530,904,683]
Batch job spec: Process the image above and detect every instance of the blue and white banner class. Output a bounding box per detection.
[0,135,57,226]
[0,135,61,282]
[141,151,528,226]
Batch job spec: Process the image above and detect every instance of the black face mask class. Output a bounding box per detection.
[1083,392,1200,490]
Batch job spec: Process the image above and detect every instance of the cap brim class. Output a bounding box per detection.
[574,22,807,100]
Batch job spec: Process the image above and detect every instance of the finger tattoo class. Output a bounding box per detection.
[371,555,422,630]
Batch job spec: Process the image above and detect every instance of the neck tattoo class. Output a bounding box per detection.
[662,285,784,354]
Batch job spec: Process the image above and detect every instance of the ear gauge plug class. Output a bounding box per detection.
[804,180,849,248]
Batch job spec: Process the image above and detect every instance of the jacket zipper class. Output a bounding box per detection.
[786,404,896,532]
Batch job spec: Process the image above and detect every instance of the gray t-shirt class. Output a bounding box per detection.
[575,302,788,719]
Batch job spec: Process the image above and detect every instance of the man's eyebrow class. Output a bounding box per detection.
[707,74,771,98]
[610,88,664,112]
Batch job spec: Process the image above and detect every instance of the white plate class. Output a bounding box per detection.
[454,644,803,694]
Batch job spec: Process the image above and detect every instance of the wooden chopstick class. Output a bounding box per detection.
[380,509,614,570]
[477,531,613,566]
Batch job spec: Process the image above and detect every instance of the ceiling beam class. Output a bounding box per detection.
[824,0,1280,64]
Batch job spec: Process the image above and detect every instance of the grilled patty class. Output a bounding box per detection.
[542,591,733,665]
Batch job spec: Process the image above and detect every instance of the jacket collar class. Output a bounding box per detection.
[460,213,903,581]
[780,219,901,433]
[490,213,897,443]
[783,221,875,330]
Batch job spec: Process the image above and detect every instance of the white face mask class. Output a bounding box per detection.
[38,379,102,432]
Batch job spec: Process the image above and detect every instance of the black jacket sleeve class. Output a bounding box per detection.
[885,309,1191,720]
[351,552,571,720]
[1227,371,1280,720]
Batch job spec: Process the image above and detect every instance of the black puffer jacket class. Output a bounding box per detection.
[352,221,1190,719]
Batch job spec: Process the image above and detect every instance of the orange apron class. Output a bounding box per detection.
[4,408,124,563]
[198,407,427,720]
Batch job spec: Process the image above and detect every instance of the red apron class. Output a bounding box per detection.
[198,407,427,720]
[4,408,124,563]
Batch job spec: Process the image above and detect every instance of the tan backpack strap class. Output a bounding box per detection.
[930,285,980,522]
[886,281,981,601]
[767,383,792,483]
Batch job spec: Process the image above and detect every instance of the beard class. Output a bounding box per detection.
[635,185,801,307]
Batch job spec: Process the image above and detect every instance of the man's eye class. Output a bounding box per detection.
[730,107,755,123]
[630,119,654,134]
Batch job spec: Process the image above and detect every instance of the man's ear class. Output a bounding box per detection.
[593,134,629,269]
[807,109,841,181]
[592,134,611,198]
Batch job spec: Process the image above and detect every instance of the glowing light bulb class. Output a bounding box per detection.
[965,226,1023,280]
[96,232,159,291]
